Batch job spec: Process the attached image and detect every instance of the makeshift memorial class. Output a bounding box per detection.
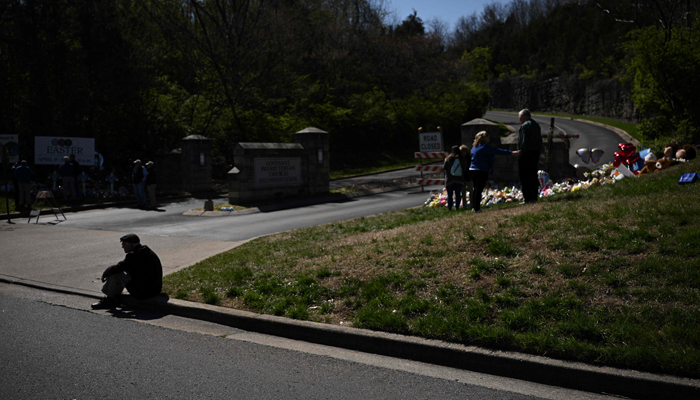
[613,143,644,172]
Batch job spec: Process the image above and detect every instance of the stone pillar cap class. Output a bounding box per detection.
[461,118,497,126]
[296,127,328,134]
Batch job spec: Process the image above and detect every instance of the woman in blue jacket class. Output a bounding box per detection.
[469,131,520,213]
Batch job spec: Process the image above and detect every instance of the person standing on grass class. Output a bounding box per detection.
[443,145,465,211]
[469,131,520,214]
[517,109,542,204]
[459,144,472,209]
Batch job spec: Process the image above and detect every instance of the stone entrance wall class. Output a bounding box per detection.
[228,127,330,204]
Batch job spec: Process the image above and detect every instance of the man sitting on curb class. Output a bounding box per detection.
[92,234,163,310]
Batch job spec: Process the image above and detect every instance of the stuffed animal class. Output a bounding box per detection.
[639,153,658,175]
[679,144,697,160]
[664,140,680,158]
[655,157,672,171]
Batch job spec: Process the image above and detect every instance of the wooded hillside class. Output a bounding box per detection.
[1,0,697,172]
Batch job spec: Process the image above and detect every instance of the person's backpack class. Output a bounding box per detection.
[450,158,463,177]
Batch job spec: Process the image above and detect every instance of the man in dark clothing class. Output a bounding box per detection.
[69,154,81,198]
[517,109,542,204]
[145,161,157,209]
[12,160,33,209]
[92,234,163,310]
[59,156,76,200]
[132,159,147,208]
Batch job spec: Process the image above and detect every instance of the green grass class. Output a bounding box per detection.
[0,196,16,213]
[164,157,700,378]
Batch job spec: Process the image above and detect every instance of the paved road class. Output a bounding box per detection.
[56,191,435,241]
[0,283,614,400]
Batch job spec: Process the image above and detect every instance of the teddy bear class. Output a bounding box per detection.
[638,153,659,175]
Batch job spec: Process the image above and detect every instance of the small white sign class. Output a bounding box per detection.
[254,158,302,188]
[419,131,443,152]
[0,134,19,163]
[34,136,95,165]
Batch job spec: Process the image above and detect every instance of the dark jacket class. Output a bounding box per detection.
[13,165,34,184]
[103,244,163,300]
[59,162,75,177]
[443,156,465,187]
[145,168,157,185]
[517,118,542,152]
[132,166,146,184]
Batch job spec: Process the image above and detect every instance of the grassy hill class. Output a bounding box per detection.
[163,158,700,377]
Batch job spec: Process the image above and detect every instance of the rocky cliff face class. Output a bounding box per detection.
[489,76,639,123]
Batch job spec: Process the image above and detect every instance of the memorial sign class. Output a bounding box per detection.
[254,158,302,187]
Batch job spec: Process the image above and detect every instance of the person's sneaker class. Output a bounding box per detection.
[472,209,483,214]
[91,297,119,310]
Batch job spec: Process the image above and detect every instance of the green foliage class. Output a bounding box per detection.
[463,46,492,81]
[625,22,700,147]
[1,0,495,175]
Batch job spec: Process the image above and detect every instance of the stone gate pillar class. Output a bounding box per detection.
[294,127,329,194]
[181,134,212,193]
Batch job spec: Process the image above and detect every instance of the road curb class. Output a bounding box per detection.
[129,296,700,400]
[2,275,698,399]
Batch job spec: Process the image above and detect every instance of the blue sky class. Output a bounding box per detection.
[387,0,506,30]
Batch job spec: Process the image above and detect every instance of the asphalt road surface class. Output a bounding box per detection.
[0,283,615,400]
[55,190,435,242]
